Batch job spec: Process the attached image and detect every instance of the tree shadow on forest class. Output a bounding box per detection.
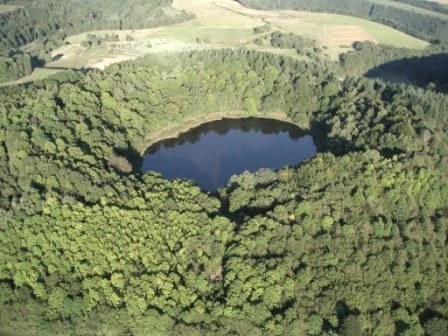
[365,53,448,93]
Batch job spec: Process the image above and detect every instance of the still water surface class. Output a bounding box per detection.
[142,118,317,191]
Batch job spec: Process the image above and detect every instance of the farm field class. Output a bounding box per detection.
[268,11,427,56]
[171,0,428,50]
[17,0,429,82]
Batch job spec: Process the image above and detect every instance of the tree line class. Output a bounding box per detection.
[254,31,317,52]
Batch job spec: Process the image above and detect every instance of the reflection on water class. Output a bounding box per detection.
[142,118,317,191]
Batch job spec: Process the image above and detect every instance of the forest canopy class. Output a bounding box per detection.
[0,49,447,335]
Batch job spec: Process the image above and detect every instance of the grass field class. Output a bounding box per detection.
[48,46,124,69]
[0,68,63,87]
[271,11,427,57]
[6,0,429,85]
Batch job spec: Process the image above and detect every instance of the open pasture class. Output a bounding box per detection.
[10,0,429,83]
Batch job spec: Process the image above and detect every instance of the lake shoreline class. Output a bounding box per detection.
[141,115,316,190]
[139,110,296,154]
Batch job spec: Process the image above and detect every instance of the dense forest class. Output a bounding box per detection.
[0,49,447,335]
[0,53,33,82]
[237,0,448,43]
[0,0,193,55]
[391,0,448,15]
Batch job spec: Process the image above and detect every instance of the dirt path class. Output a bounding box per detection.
[173,0,305,21]
[173,0,228,17]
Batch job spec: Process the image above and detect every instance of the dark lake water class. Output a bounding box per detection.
[142,118,317,191]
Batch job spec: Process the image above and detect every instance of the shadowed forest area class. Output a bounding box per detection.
[366,53,448,92]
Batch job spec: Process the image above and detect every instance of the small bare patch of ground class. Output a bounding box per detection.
[0,4,21,13]
[214,0,310,21]
[88,55,137,70]
[50,44,81,60]
[115,39,208,55]
[173,0,228,17]
[322,25,376,49]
